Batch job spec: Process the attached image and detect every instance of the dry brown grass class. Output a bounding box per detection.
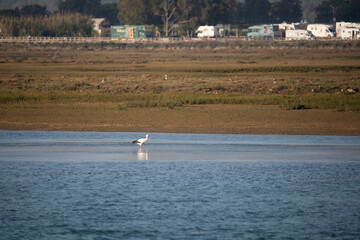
[0,45,359,135]
[0,48,359,94]
[0,102,359,135]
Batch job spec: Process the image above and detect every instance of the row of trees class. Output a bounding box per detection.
[0,1,119,25]
[0,1,118,37]
[116,0,359,27]
[116,0,303,26]
[59,0,120,24]
[0,13,93,37]
[116,0,359,36]
[315,0,360,23]
[0,0,359,37]
[0,4,49,18]
[115,0,303,36]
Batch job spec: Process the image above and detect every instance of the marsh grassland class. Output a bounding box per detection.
[0,41,359,135]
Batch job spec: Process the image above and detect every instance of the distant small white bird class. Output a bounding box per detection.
[132,134,150,147]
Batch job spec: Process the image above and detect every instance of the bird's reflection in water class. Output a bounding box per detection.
[137,148,149,160]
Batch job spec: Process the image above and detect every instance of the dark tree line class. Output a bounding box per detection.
[58,0,119,24]
[271,0,303,24]
[0,0,359,37]
[116,0,303,26]
[115,0,358,26]
[315,0,360,23]
[0,13,93,37]
[29,0,305,27]
[0,1,115,37]
[0,4,49,18]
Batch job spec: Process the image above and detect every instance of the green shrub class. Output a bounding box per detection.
[1,91,358,111]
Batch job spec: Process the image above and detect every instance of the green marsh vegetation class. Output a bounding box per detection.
[0,43,359,112]
[1,91,359,111]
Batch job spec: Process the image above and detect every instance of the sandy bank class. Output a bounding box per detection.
[1,103,359,136]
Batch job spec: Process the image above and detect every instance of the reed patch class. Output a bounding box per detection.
[1,91,358,111]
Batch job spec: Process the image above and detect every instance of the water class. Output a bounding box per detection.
[0,130,359,239]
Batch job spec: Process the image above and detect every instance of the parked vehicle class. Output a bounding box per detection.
[285,30,315,40]
[339,27,360,39]
[278,22,297,31]
[307,24,335,38]
[111,25,152,39]
[336,22,360,39]
[277,21,306,31]
[196,26,220,38]
[247,24,281,39]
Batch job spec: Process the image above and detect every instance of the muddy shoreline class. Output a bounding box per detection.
[1,103,359,136]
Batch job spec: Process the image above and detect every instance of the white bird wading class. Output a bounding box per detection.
[132,134,150,148]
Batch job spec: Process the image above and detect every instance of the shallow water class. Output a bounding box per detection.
[0,130,359,239]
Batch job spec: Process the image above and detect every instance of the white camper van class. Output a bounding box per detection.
[277,22,306,31]
[307,24,335,38]
[285,30,315,40]
[196,26,220,38]
[278,22,296,31]
[336,22,360,38]
[339,27,360,39]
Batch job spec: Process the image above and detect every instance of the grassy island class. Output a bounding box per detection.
[0,40,359,135]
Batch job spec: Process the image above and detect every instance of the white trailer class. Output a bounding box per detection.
[196,26,220,38]
[336,22,360,38]
[339,27,360,39]
[307,24,336,38]
[278,22,296,31]
[285,30,315,40]
[278,22,306,31]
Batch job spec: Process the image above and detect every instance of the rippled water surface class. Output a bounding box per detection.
[0,130,359,239]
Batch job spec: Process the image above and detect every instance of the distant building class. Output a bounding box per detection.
[110,25,152,40]
[92,18,110,36]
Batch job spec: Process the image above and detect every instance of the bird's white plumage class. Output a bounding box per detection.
[132,134,150,146]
